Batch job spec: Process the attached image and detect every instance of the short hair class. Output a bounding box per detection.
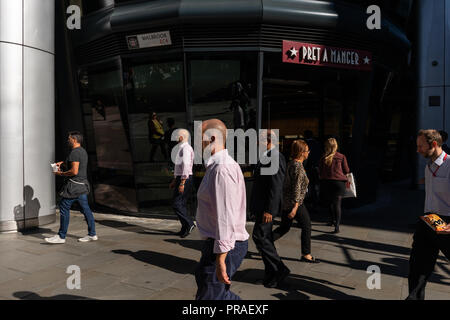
[439,130,448,143]
[418,129,442,147]
[291,139,308,159]
[68,131,83,144]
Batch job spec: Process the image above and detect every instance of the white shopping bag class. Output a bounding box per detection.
[342,173,357,198]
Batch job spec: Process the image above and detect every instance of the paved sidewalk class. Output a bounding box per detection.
[0,181,449,300]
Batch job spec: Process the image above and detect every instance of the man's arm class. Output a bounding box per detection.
[178,147,193,193]
[263,153,286,220]
[216,252,231,284]
[212,170,238,283]
[55,162,79,177]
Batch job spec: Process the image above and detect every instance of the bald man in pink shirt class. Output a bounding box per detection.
[194,119,249,300]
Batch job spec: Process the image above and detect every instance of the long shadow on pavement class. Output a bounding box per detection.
[97,220,176,236]
[18,227,80,241]
[13,291,95,300]
[311,233,411,257]
[112,249,198,274]
[233,269,367,300]
[164,239,204,251]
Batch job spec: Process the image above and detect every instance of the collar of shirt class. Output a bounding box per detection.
[178,141,188,149]
[431,151,447,167]
[205,149,232,168]
[263,146,276,157]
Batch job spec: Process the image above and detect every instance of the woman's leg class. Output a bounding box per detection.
[334,196,342,230]
[321,180,335,225]
[297,205,312,256]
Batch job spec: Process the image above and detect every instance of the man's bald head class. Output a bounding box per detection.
[177,128,190,143]
[202,119,227,148]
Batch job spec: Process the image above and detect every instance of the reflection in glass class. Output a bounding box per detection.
[79,66,138,212]
[124,60,187,212]
[188,54,257,174]
[189,57,256,131]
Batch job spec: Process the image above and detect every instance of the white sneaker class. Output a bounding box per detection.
[78,235,98,242]
[44,235,66,244]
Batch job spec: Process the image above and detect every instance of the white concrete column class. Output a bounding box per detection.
[0,0,55,232]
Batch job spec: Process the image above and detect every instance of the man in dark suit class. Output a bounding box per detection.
[251,130,290,288]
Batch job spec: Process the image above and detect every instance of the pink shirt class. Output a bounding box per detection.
[174,142,194,179]
[196,149,249,253]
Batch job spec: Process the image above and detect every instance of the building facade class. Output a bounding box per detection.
[416,0,450,183]
[60,0,415,216]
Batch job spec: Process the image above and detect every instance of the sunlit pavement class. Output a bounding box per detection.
[0,181,449,300]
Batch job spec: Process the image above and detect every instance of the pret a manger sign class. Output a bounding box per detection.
[282,40,372,71]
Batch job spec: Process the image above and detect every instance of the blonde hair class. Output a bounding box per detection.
[323,138,338,166]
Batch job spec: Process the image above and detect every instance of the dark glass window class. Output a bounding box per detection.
[123,57,186,212]
[262,52,359,161]
[79,62,138,212]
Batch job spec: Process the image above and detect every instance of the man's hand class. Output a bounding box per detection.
[178,184,185,194]
[263,212,272,224]
[442,224,450,233]
[216,253,231,285]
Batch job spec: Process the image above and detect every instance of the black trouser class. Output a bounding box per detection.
[252,215,288,278]
[407,216,450,300]
[195,239,248,300]
[150,138,167,161]
[273,205,312,256]
[320,180,346,229]
[172,176,194,232]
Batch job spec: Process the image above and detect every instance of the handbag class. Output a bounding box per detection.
[342,173,357,198]
[59,179,90,199]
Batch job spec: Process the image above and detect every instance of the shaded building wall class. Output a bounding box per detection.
[416,0,449,184]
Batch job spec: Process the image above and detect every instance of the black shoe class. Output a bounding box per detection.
[333,228,340,234]
[276,266,290,285]
[262,272,275,287]
[175,229,186,236]
[180,224,196,238]
[263,273,278,288]
[264,267,290,288]
[300,256,320,264]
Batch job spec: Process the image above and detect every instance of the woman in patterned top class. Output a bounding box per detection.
[273,140,319,263]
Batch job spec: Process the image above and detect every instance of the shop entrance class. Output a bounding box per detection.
[262,56,359,161]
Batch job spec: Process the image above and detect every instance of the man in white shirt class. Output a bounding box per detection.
[407,129,450,300]
[170,129,195,238]
[195,119,249,300]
